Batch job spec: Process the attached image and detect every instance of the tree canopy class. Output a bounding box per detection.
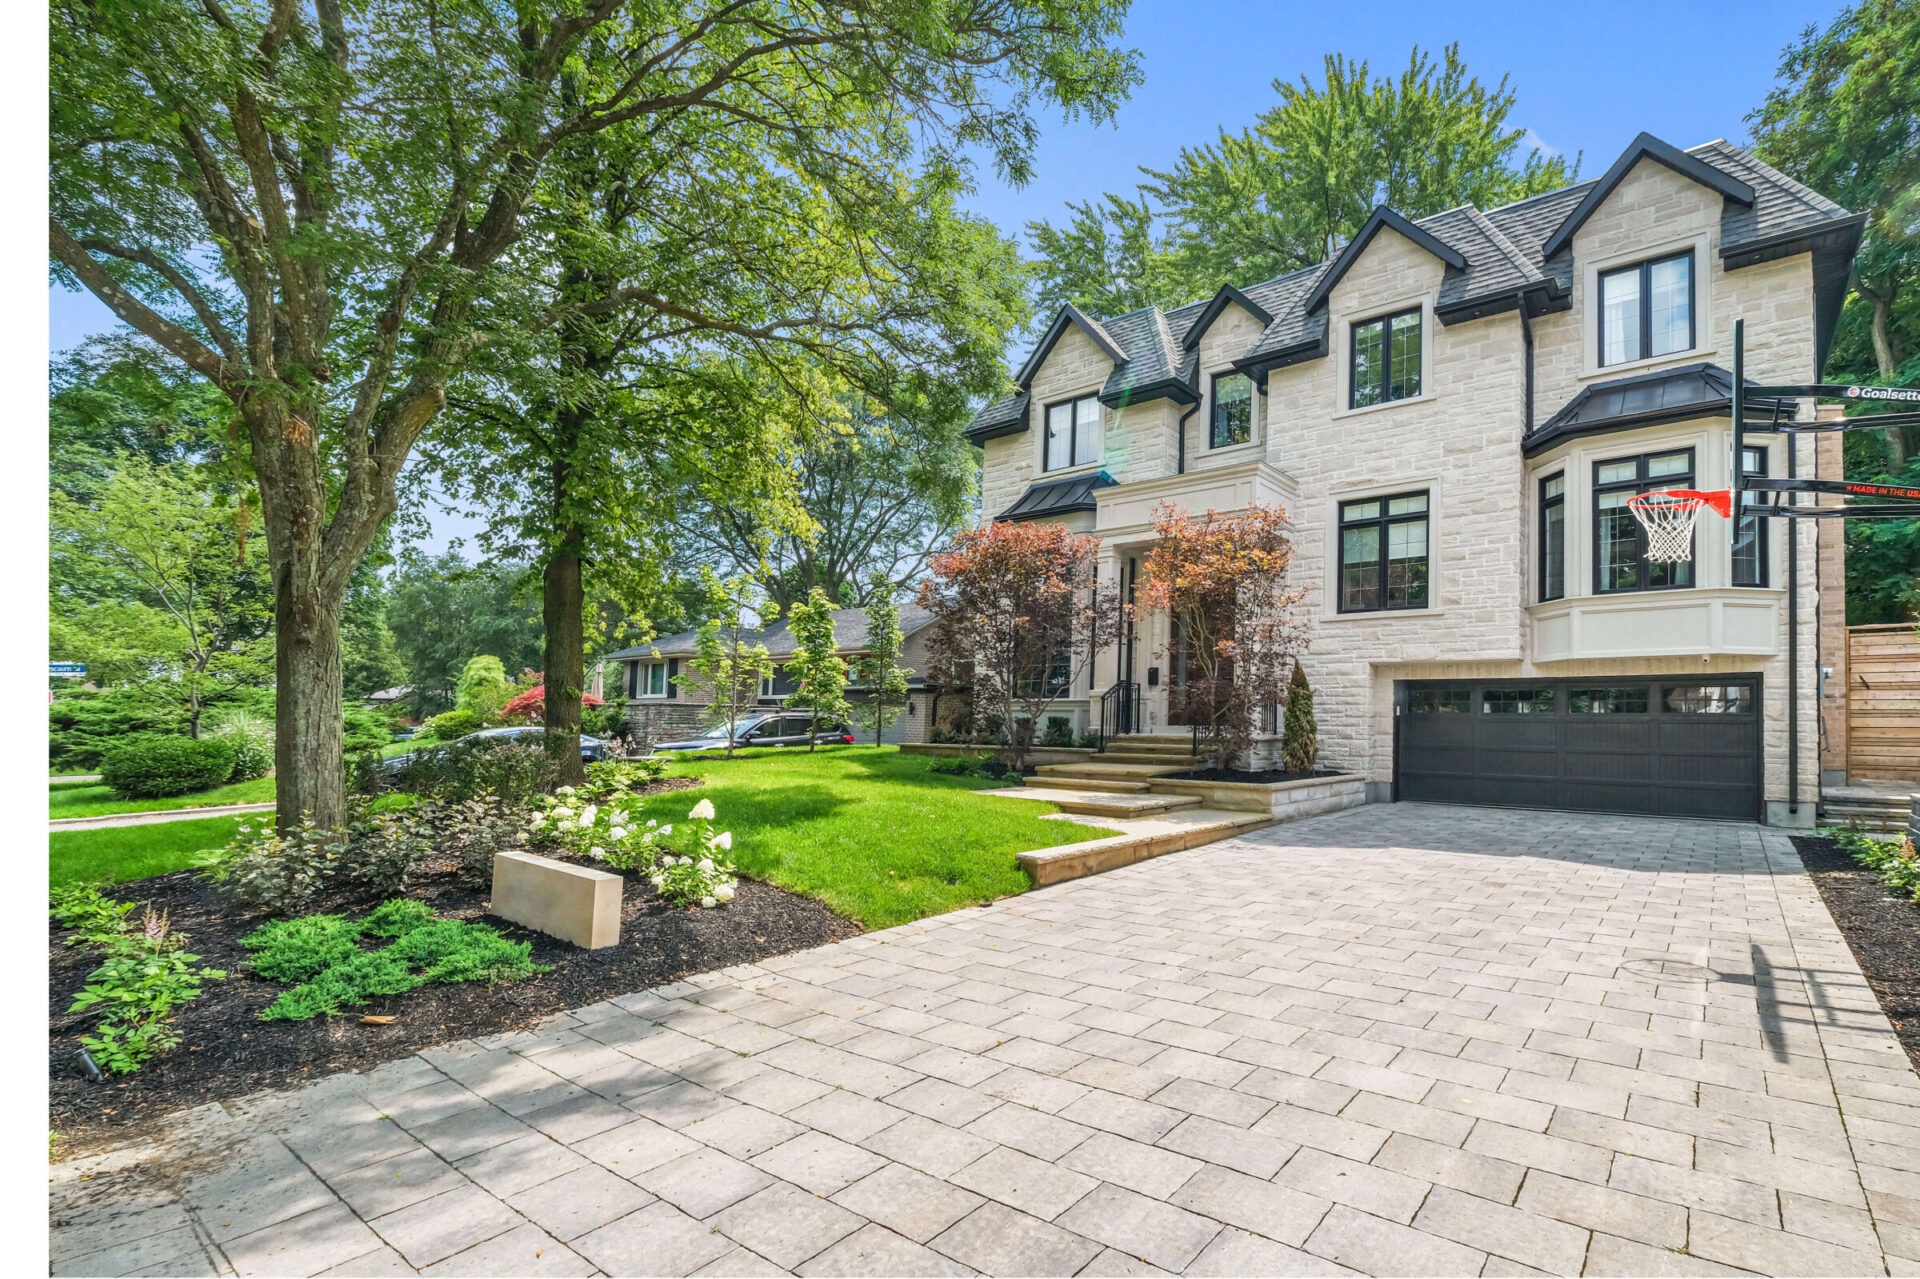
[1027,45,1578,317]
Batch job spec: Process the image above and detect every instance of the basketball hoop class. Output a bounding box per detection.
[1626,489,1732,563]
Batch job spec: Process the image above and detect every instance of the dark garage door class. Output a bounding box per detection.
[1396,676,1762,821]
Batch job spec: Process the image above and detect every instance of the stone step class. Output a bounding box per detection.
[1015,808,1274,886]
[1102,743,1202,759]
[1026,775,1153,794]
[979,786,1204,819]
[1036,761,1188,779]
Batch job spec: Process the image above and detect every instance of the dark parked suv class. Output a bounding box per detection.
[652,713,855,752]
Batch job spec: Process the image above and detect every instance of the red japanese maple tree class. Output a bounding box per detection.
[1136,502,1306,771]
[502,685,603,724]
[918,520,1122,769]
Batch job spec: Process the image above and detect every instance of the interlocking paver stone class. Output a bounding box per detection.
[47,806,1920,1276]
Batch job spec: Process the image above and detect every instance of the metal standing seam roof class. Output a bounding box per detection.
[997,471,1118,522]
[1527,362,1790,454]
[969,136,1859,442]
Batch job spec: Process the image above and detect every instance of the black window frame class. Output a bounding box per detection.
[1337,488,1431,614]
[1348,306,1423,410]
[1592,448,1696,594]
[1209,371,1254,449]
[1597,250,1695,368]
[1732,445,1769,588]
[1042,393,1102,473]
[1540,472,1566,602]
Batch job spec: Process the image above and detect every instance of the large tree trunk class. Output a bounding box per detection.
[273,571,347,830]
[543,540,587,786]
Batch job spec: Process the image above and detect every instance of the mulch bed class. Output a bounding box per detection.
[50,798,861,1147]
[1164,766,1346,784]
[1792,834,1920,1074]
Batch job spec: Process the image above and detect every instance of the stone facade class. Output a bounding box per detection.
[976,141,1856,826]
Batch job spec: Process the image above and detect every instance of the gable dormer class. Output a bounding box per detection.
[1541,132,1754,260]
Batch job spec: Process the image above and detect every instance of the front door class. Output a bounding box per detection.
[1166,614,1232,728]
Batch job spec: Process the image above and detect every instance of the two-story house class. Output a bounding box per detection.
[970,134,1863,826]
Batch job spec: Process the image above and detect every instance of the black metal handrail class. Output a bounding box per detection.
[1097,681,1139,752]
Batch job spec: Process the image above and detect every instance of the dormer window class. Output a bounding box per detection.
[1599,250,1694,366]
[1044,395,1101,472]
[1210,373,1253,448]
[1351,308,1422,409]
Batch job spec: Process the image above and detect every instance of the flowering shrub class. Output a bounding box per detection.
[647,798,737,907]
[528,791,674,873]
[500,684,604,723]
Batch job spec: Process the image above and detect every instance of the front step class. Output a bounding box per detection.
[981,786,1203,818]
[1037,761,1188,778]
[1027,774,1153,795]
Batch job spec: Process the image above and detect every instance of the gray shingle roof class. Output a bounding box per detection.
[608,604,935,662]
[968,136,1857,442]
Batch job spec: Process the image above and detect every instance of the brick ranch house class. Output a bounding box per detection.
[969,133,1865,826]
[608,605,943,746]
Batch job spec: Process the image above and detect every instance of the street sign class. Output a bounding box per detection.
[49,662,87,676]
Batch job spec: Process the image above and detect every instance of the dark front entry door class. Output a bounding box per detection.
[1166,614,1233,729]
[1396,676,1763,821]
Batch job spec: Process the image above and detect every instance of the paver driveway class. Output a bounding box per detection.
[51,804,1920,1277]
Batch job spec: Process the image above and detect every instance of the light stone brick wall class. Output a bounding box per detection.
[1259,226,1529,779]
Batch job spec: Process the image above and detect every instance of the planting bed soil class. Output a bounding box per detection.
[50,840,859,1147]
[1165,766,1346,784]
[1792,834,1920,1074]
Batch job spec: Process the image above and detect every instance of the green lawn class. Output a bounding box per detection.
[643,745,1111,928]
[49,776,276,820]
[49,815,243,890]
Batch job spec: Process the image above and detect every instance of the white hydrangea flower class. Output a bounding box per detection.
[647,818,658,827]
[557,786,576,796]
[695,858,714,872]
[689,798,716,820]
[552,805,573,820]
[580,804,599,827]
[557,820,576,832]
[649,875,663,887]
[590,846,606,860]
[657,825,672,837]
[713,831,733,851]
[610,827,628,842]
[700,896,717,909]
[714,883,735,902]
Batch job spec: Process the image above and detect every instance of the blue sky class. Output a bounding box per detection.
[47,0,1836,549]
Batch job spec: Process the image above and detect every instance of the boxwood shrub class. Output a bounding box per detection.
[100,736,238,799]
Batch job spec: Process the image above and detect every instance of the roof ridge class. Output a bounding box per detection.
[1688,138,1844,218]
[1460,204,1538,280]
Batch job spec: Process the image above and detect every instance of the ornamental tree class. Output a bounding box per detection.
[853,573,913,747]
[51,0,1138,831]
[784,588,852,752]
[499,685,604,724]
[682,571,774,760]
[1136,503,1307,771]
[918,521,1122,771]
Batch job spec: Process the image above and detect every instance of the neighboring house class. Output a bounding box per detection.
[607,605,939,746]
[969,133,1864,826]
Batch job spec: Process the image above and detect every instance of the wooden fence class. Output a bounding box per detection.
[1848,623,1920,782]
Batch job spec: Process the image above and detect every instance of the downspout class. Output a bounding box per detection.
[1177,401,1200,474]
[1516,291,1535,435]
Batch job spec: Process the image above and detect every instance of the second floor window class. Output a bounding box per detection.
[1351,307,1422,409]
[1044,395,1101,471]
[1599,250,1694,366]
[1339,490,1429,612]
[1210,372,1253,448]
[1595,449,1694,593]
[1540,473,1566,602]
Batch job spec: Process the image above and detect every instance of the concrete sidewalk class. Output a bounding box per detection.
[50,804,1920,1276]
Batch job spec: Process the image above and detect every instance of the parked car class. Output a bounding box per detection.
[652,713,856,752]
[377,726,612,778]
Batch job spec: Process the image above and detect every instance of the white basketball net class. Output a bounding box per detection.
[1627,492,1708,563]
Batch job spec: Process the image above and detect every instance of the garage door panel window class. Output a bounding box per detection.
[1339,491,1429,613]
[1483,688,1555,714]
[1596,450,1694,593]
[1663,684,1755,714]
[1569,686,1650,714]
[1409,687,1471,713]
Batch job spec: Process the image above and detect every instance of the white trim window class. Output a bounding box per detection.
[636,662,668,697]
[1598,250,1694,367]
[1044,395,1102,472]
